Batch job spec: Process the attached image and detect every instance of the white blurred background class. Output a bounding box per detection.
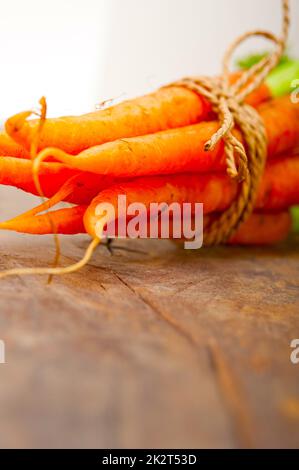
[0,0,298,119]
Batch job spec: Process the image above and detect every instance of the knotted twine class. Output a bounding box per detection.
[170,0,290,246]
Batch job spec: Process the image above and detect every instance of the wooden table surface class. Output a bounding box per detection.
[0,186,298,449]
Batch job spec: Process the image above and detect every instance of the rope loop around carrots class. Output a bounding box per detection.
[170,0,290,246]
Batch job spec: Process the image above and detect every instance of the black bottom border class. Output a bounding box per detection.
[0,449,298,465]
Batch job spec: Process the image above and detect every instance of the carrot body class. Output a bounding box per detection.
[260,98,299,157]
[84,174,237,237]
[0,131,30,158]
[0,157,77,196]
[84,155,299,237]
[228,212,291,245]
[0,157,118,204]
[5,87,209,154]
[257,156,299,210]
[41,97,299,178]
[153,211,290,245]
[163,212,291,245]
[5,74,271,154]
[117,211,291,245]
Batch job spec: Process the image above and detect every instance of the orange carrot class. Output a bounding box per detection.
[0,203,289,246]
[5,73,272,155]
[0,205,86,235]
[83,156,299,237]
[1,154,297,240]
[3,152,298,213]
[0,157,78,196]
[0,130,30,158]
[162,212,291,245]
[0,157,118,204]
[83,174,236,237]
[256,156,299,210]
[260,98,299,157]
[111,212,291,245]
[153,211,290,245]
[35,97,299,178]
[228,212,291,245]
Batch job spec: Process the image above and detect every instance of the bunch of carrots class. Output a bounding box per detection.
[0,56,299,277]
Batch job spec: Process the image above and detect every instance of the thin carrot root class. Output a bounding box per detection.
[0,238,100,280]
[0,205,87,235]
[5,97,47,160]
[3,175,84,224]
[31,98,49,194]
[32,148,75,189]
[28,97,61,282]
[30,96,48,159]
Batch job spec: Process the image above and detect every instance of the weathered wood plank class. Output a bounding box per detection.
[113,237,299,448]
[0,186,298,448]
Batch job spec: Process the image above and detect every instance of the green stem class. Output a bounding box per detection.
[266,59,299,97]
[291,207,299,233]
[237,53,299,98]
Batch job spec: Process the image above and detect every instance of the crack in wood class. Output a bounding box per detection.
[111,269,256,449]
[112,270,198,347]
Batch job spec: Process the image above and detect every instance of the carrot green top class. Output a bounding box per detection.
[291,207,299,233]
[237,53,299,97]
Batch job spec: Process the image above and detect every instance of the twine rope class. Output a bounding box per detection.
[170,0,290,245]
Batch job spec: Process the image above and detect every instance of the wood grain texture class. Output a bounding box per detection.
[0,186,298,449]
